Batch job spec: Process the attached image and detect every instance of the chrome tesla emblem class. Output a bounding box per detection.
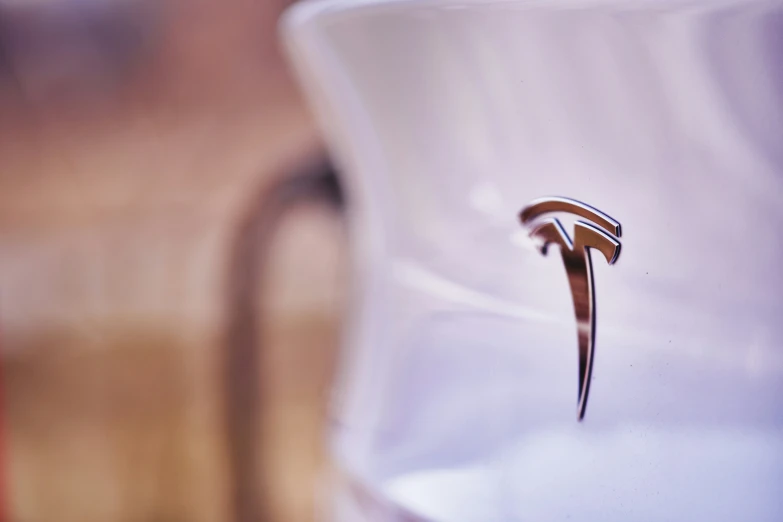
[520,197,622,421]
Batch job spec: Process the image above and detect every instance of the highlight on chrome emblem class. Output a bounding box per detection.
[520,197,622,421]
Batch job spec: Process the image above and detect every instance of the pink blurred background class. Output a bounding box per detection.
[0,1,345,520]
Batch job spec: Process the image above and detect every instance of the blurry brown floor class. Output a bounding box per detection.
[0,1,343,521]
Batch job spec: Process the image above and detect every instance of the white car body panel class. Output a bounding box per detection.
[282,1,783,520]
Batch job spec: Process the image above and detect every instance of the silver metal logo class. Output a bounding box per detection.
[520,197,622,421]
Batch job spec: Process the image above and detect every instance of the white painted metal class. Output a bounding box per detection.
[283,1,783,519]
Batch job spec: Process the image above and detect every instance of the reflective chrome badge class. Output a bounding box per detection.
[520,197,622,421]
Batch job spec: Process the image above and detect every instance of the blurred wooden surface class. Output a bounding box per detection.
[0,1,343,521]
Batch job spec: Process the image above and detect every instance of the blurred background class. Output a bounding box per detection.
[0,0,346,521]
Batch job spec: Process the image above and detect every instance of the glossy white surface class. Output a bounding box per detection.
[283,1,783,520]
